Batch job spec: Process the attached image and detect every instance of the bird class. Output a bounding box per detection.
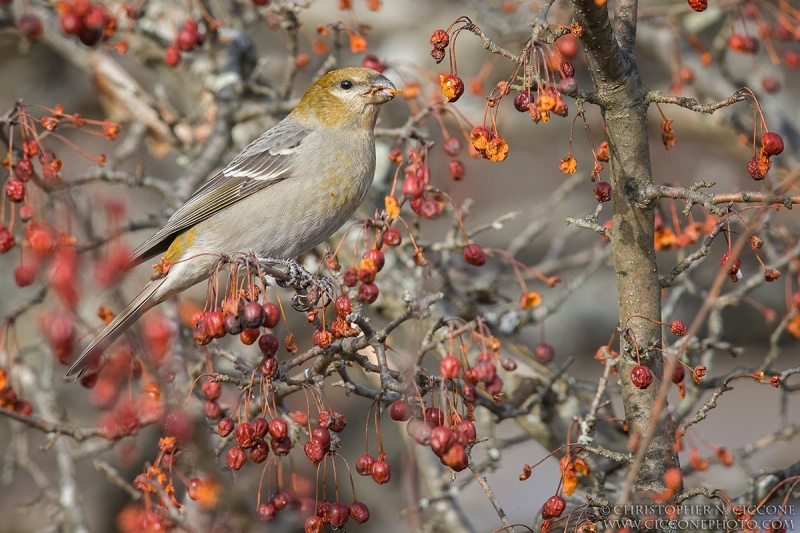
[66,67,399,378]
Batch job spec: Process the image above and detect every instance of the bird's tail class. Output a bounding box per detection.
[65,277,167,380]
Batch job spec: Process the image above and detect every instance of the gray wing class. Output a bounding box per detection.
[130,120,312,265]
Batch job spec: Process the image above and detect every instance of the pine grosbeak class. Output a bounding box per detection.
[67,67,398,378]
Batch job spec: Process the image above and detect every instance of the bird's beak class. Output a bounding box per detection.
[365,74,401,104]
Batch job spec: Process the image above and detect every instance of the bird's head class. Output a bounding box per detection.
[293,67,400,130]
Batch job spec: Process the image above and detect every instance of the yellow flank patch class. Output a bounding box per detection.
[164,227,196,263]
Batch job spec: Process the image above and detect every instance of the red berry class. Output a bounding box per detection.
[201,379,221,400]
[177,28,196,51]
[430,426,455,457]
[250,438,270,463]
[242,301,265,328]
[312,427,331,449]
[203,311,225,338]
[688,0,707,11]
[440,442,468,471]
[250,417,268,438]
[424,407,445,426]
[334,295,352,317]
[85,4,109,30]
[60,11,84,35]
[485,375,504,395]
[670,320,687,336]
[463,244,486,266]
[461,383,477,402]
[542,495,566,519]
[501,357,517,371]
[223,312,242,335]
[19,205,33,222]
[258,333,279,357]
[363,248,385,271]
[720,251,741,275]
[474,361,496,384]
[14,263,36,287]
[16,158,34,182]
[419,199,441,219]
[270,435,292,456]
[443,137,462,156]
[235,422,255,448]
[514,91,533,112]
[267,418,287,439]
[454,419,477,445]
[0,225,16,253]
[257,502,276,521]
[390,399,411,421]
[252,0,270,4]
[217,417,234,437]
[761,132,784,156]
[448,159,466,181]
[263,302,280,328]
[259,356,278,378]
[402,175,425,198]
[534,343,555,363]
[164,45,181,66]
[383,227,402,246]
[349,501,370,524]
[672,364,685,384]
[240,327,260,345]
[328,502,349,527]
[358,282,379,304]
[439,354,462,378]
[343,268,358,287]
[356,454,374,475]
[406,417,431,445]
[303,437,327,465]
[305,515,323,533]
[430,29,450,50]
[630,365,653,389]
[594,181,612,202]
[204,400,221,419]
[361,54,384,73]
[226,446,247,470]
[560,60,575,78]
[371,460,391,484]
[5,179,25,203]
[556,34,579,58]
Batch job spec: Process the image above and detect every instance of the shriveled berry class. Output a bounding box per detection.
[449,159,466,181]
[670,320,687,336]
[16,159,34,182]
[748,156,765,180]
[267,418,287,439]
[305,515,323,533]
[631,365,653,389]
[250,417,268,438]
[430,29,450,50]
[258,333,279,357]
[356,454,374,475]
[312,328,333,348]
[463,244,486,266]
[371,460,391,484]
[235,422,255,448]
[364,248,385,271]
[312,427,331,449]
[226,446,247,470]
[443,136,462,156]
[329,502,349,527]
[594,181,611,202]
[304,437,327,465]
[201,379,221,400]
[560,60,575,78]
[349,501,370,524]
[343,267,358,287]
[402,175,425,198]
[358,282,379,304]
[270,435,292,456]
[542,495,566,519]
[335,295,352,317]
[257,502,276,521]
[204,311,225,338]
[250,438,269,463]
[514,91,533,112]
[259,356,278,378]
[720,252,741,275]
[217,416,234,437]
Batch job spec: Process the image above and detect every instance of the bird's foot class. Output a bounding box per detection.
[253,257,335,312]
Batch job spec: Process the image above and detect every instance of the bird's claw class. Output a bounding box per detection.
[254,257,335,311]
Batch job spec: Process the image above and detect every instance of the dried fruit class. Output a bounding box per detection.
[349,501,370,524]
[440,354,462,378]
[761,132,784,156]
[688,0,707,11]
[631,365,653,389]
[670,320,687,336]
[542,495,566,519]
[440,75,465,103]
[430,29,450,50]
[371,460,390,484]
[463,244,486,266]
[594,181,611,202]
[356,454,374,475]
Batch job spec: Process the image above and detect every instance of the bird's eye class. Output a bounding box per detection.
[340,80,353,90]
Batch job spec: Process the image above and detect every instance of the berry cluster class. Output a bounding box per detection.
[56,0,116,47]
[165,19,206,67]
